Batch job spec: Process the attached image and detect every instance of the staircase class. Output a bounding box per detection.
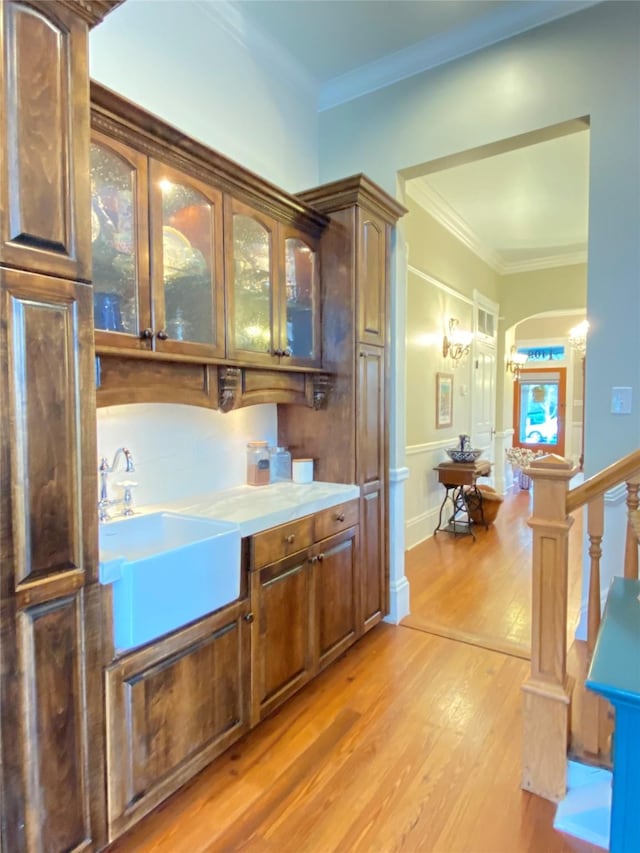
[522,450,640,802]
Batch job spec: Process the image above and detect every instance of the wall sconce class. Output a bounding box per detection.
[568,319,589,357]
[442,318,473,365]
[506,345,528,379]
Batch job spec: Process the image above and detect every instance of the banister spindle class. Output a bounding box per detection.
[587,495,604,656]
[624,476,640,580]
[582,494,605,756]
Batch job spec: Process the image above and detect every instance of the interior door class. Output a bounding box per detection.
[513,367,567,456]
[471,339,497,469]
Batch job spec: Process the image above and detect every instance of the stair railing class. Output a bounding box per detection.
[522,450,640,802]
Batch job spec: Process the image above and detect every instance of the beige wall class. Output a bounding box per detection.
[501,265,587,329]
[405,195,500,304]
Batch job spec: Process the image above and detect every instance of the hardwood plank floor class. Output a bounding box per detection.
[403,486,585,656]
[108,624,599,853]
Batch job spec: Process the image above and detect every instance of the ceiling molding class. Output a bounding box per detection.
[406,180,587,275]
[499,250,587,275]
[197,0,318,101]
[406,180,503,271]
[318,0,601,111]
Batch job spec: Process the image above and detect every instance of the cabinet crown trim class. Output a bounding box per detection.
[297,174,407,223]
[90,82,329,234]
[56,0,125,27]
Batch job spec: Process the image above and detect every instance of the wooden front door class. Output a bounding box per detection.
[513,367,567,457]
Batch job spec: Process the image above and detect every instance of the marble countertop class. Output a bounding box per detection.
[150,481,360,537]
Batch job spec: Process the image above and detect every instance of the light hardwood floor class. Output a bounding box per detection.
[107,488,599,853]
[403,486,585,658]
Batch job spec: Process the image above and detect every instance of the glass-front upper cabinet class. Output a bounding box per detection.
[225,198,320,367]
[148,161,224,359]
[225,198,276,364]
[282,228,320,366]
[90,132,151,351]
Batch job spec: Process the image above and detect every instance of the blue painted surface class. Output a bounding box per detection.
[586,577,640,853]
[99,512,241,651]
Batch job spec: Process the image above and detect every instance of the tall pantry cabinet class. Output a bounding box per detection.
[279,176,406,632]
[0,1,121,850]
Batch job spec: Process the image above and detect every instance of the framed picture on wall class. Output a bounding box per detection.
[436,372,453,429]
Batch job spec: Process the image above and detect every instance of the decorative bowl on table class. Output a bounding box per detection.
[445,448,483,463]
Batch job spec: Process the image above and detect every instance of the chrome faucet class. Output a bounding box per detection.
[99,447,135,521]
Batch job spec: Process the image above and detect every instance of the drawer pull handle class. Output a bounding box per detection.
[285,534,296,545]
[335,513,345,522]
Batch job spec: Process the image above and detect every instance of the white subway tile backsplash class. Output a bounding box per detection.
[97,403,277,506]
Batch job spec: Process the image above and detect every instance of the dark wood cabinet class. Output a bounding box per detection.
[0,4,121,850]
[357,209,388,347]
[0,1,92,282]
[105,600,251,842]
[0,269,106,849]
[315,526,359,670]
[225,198,321,368]
[250,548,314,724]
[90,85,326,384]
[357,344,387,629]
[279,177,405,634]
[91,134,226,359]
[248,502,360,723]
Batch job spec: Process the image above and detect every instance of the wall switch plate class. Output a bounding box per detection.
[611,386,632,414]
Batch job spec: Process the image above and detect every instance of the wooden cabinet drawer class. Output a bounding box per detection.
[314,499,359,542]
[251,515,314,570]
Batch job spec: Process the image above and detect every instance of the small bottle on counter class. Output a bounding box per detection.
[246,441,270,486]
[269,446,292,483]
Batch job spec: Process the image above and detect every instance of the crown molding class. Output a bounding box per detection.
[406,180,502,271]
[406,180,587,275]
[319,1,601,111]
[196,0,318,102]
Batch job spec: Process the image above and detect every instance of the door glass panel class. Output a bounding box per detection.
[90,143,139,334]
[159,179,214,344]
[285,238,315,358]
[518,380,559,446]
[233,214,271,353]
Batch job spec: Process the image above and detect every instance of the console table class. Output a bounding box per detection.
[433,460,492,539]
[586,576,640,853]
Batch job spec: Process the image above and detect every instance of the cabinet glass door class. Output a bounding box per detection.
[150,162,224,357]
[229,206,275,361]
[90,137,150,347]
[284,236,320,365]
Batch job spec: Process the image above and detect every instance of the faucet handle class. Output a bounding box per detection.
[116,480,138,517]
[99,456,111,473]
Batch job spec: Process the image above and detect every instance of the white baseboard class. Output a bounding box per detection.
[385,575,411,624]
[405,507,439,550]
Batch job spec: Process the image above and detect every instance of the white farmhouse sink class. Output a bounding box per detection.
[99,512,241,652]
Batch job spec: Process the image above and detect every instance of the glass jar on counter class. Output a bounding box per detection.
[269,446,292,483]
[246,441,270,486]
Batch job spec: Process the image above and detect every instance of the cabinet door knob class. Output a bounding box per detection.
[309,555,318,564]
[285,534,295,545]
[273,348,282,357]
[244,612,254,623]
[335,513,345,522]
[156,329,169,341]
[141,328,154,340]
[282,347,292,357]
[317,553,325,562]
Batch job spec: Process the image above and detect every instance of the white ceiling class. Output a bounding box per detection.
[229,0,595,273]
[406,129,590,274]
